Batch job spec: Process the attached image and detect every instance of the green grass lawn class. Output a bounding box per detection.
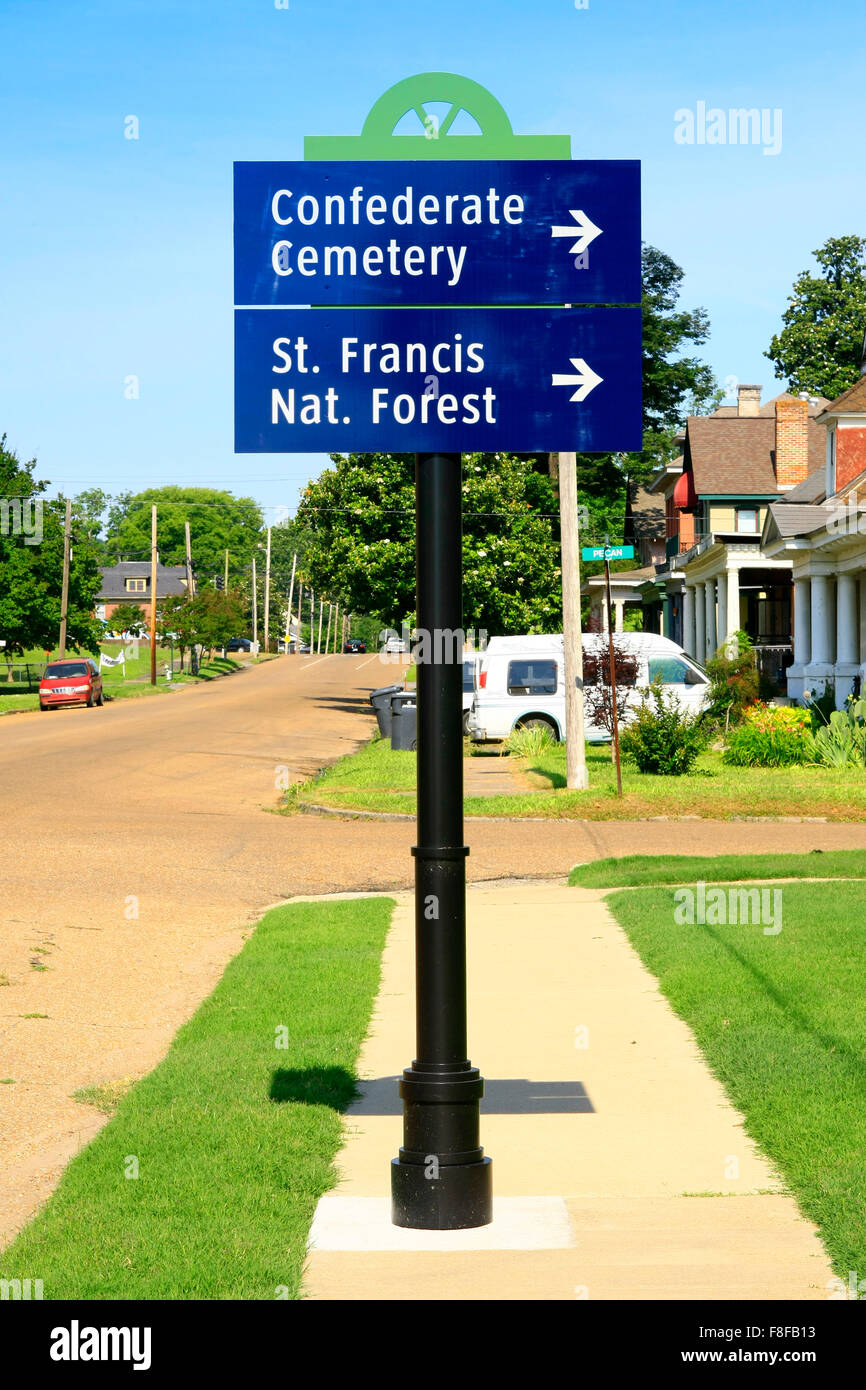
[593,857,866,1276]
[0,896,392,1299]
[289,737,866,821]
[570,849,866,889]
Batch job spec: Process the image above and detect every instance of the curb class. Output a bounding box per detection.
[297,801,835,825]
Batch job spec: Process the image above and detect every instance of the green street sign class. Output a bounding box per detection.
[582,544,635,562]
[304,72,571,162]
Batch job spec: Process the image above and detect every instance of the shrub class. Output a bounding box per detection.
[620,682,706,775]
[723,703,813,767]
[704,631,760,726]
[804,696,866,768]
[506,723,559,758]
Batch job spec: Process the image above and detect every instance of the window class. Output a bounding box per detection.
[736,508,758,534]
[462,660,475,692]
[507,659,557,697]
[125,577,147,592]
[648,656,705,686]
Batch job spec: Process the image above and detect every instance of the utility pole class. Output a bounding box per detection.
[58,498,72,658]
[309,588,314,655]
[604,540,624,797]
[559,452,589,790]
[149,504,158,686]
[252,555,258,652]
[325,602,333,654]
[184,520,195,597]
[263,527,272,653]
[224,549,229,593]
[317,598,324,654]
[184,519,197,676]
[285,551,297,653]
[333,603,340,653]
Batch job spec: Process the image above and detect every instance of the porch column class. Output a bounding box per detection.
[726,568,741,648]
[695,584,706,661]
[793,577,811,666]
[614,599,625,633]
[836,572,859,704]
[704,579,716,660]
[601,594,609,632]
[836,574,858,664]
[805,574,833,693]
[683,585,697,657]
[716,576,727,653]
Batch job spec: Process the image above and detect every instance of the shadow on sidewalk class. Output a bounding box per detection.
[348,1077,595,1115]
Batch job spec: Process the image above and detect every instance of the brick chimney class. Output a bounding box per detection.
[775,395,809,488]
[737,384,762,417]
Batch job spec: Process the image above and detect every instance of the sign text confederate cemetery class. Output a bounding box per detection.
[233,84,642,453]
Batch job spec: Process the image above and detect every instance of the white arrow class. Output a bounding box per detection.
[552,357,604,403]
[551,209,603,255]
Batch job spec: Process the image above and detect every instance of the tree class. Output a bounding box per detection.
[582,636,640,739]
[107,602,148,636]
[296,452,561,634]
[105,486,264,582]
[157,594,197,671]
[766,236,866,400]
[0,436,102,656]
[187,588,245,658]
[576,244,721,543]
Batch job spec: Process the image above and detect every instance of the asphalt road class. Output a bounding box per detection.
[3,650,866,1248]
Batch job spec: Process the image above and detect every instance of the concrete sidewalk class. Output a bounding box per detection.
[303,881,833,1301]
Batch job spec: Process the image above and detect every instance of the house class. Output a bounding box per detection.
[96,561,189,626]
[650,384,829,684]
[762,342,866,705]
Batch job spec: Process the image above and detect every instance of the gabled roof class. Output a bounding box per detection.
[98,561,188,600]
[683,406,826,496]
[778,470,827,504]
[816,374,866,419]
[763,502,832,544]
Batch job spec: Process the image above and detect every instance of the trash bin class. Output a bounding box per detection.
[369,683,403,738]
[390,690,417,751]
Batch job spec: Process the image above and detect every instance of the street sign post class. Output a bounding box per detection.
[234,71,642,1231]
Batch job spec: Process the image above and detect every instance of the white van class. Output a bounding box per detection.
[467,632,710,743]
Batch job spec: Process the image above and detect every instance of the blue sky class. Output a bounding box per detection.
[1,0,863,519]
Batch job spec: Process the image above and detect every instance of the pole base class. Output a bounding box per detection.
[391,1156,492,1230]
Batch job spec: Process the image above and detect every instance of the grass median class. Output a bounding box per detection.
[591,854,866,1277]
[0,896,392,1299]
[287,736,866,821]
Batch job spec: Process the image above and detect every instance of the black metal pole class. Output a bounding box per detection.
[390,452,492,1229]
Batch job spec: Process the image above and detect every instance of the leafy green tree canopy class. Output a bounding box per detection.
[0,436,102,655]
[296,451,561,634]
[765,235,866,400]
[105,486,263,584]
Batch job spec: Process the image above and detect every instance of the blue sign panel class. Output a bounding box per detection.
[234,161,640,307]
[235,306,642,454]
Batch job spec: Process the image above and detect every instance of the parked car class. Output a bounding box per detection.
[225,637,254,652]
[462,657,477,733]
[467,633,709,743]
[382,636,408,654]
[344,638,367,653]
[39,658,104,711]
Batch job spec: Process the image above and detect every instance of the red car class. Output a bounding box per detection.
[39,658,104,711]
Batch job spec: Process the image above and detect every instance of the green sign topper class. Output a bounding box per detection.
[304,72,571,162]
